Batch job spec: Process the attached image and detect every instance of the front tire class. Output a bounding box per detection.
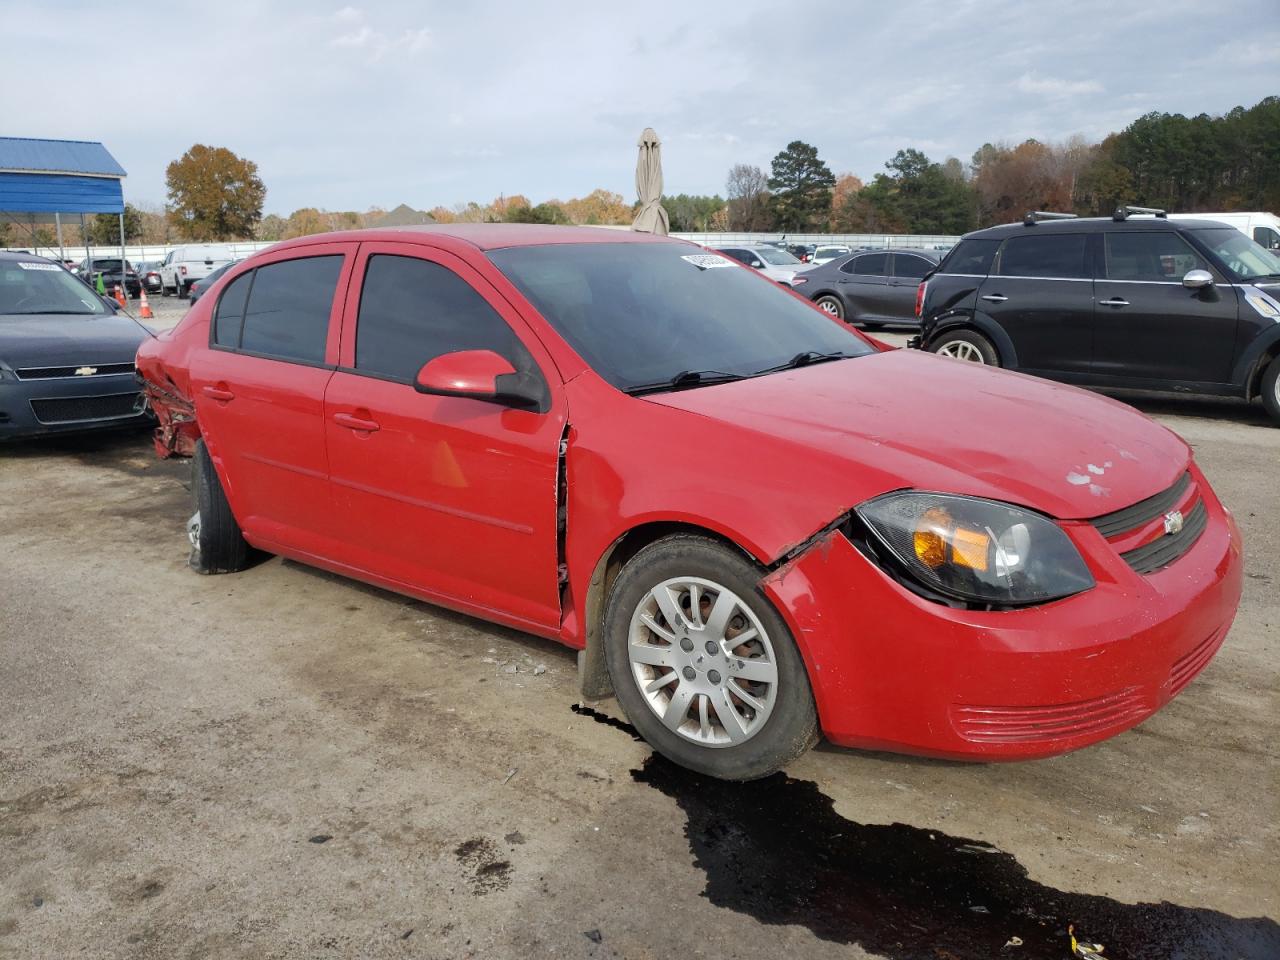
[602,534,818,780]
[1261,355,1280,425]
[814,294,844,321]
[190,439,252,574]
[930,328,999,365]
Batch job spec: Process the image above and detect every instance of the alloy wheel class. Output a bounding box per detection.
[817,298,841,317]
[627,577,778,747]
[937,341,987,363]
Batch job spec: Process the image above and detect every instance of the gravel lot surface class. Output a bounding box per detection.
[1,321,1277,959]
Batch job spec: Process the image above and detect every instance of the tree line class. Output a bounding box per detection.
[4,97,1275,250]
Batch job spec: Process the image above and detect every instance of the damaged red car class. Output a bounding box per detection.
[136,225,1243,780]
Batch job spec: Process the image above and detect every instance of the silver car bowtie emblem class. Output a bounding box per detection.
[74,366,97,376]
[1163,510,1184,535]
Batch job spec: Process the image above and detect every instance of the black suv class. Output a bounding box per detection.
[911,210,1280,423]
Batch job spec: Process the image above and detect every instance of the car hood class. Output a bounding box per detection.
[645,349,1189,521]
[0,312,151,369]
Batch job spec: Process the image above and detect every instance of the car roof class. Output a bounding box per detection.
[0,251,54,264]
[968,216,1237,240]
[262,223,685,255]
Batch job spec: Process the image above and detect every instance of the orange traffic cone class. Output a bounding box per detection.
[138,286,154,320]
[114,283,127,308]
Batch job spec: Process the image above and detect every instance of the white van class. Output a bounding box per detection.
[160,244,236,298]
[1174,212,1280,251]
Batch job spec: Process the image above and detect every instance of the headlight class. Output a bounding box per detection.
[855,492,1094,606]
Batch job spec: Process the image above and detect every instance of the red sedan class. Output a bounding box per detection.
[136,224,1243,780]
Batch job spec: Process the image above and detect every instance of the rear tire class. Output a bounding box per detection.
[814,295,844,321]
[930,328,999,366]
[190,439,252,574]
[1261,355,1280,425]
[602,534,818,780]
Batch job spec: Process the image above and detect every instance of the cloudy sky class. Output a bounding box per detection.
[5,0,1278,215]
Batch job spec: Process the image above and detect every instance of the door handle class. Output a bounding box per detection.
[332,412,381,433]
[980,294,1008,303]
[201,385,235,402]
[1097,298,1130,306]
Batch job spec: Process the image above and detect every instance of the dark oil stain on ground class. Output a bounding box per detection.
[572,705,1280,959]
[453,837,512,895]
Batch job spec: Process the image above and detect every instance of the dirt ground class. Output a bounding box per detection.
[1,338,1277,958]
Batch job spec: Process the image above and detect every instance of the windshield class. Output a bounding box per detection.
[757,247,801,265]
[489,243,874,392]
[91,259,132,272]
[0,261,109,316]
[815,247,849,258]
[1195,228,1280,281]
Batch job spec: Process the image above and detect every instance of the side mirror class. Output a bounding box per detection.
[750,260,764,269]
[414,349,543,410]
[1182,269,1214,289]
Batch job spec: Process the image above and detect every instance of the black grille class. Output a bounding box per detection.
[1090,472,1191,538]
[29,392,143,424]
[16,362,136,380]
[1118,499,1207,574]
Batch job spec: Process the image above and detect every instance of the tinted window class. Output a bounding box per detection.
[1195,227,1280,281]
[239,256,342,364]
[213,271,251,346]
[939,238,999,275]
[850,253,888,276]
[489,243,873,393]
[892,254,932,279]
[1254,226,1280,250]
[1105,232,1206,281]
[997,235,1088,279]
[355,255,525,383]
[718,248,751,265]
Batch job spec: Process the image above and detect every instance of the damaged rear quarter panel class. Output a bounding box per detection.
[136,300,211,458]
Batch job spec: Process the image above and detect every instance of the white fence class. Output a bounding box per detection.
[4,231,961,263]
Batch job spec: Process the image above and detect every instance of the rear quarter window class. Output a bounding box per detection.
[997,234,1089,279]
[939,238,1000,276]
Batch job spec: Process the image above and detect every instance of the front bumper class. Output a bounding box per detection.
[0,372,151,440]
[763,468,1244,760]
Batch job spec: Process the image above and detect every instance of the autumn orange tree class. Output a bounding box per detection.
[166,144,266,241]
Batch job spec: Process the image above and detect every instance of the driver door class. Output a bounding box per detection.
[324,243,566,631]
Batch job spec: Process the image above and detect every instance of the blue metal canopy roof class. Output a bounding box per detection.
[0,137,126,177]
[0,137,126,222]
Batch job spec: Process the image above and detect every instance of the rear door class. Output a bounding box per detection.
[189,242,355,556]
[887,253,934,321]
[979,233,1094,375]
[323,242,566,630]
[837,252,894,321]
[1093,230,1238,384]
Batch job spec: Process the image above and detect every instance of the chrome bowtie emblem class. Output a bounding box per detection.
[1163,510,1184,536]
[74,366,97,376]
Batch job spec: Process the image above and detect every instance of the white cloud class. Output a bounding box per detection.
[1015,72,1105,98]
[329,7,430,59]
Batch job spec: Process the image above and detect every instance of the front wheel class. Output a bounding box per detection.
[1261,355,1280,425]
[930,329,999,365]
[814,294,844,321]
[602,535,818,780]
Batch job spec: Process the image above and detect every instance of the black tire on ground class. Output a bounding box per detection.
[178,280,189,299]
[602,534,819,780]
[814,294,844,321]
[161,280,171,297]
[190,439,252,574]
[1261,354,1280,425]
[929,328,1000,366]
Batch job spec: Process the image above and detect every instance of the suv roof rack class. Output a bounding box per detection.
[1023,211,1079,225]
[1113,205,1167,221]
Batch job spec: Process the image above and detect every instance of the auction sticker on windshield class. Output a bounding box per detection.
[16,262,61,271]
[681,254,734,270]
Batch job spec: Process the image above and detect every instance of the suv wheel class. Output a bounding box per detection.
[1262,355,1280,425]
[602,534,818,780]
[814,295,844,321]
[930,329,999,365]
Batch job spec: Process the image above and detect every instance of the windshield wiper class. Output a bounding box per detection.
[13,310,96,315]
[624,369,748,396]
[752,350,852,376]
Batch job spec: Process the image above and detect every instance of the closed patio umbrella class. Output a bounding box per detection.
[631,127,669,235]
